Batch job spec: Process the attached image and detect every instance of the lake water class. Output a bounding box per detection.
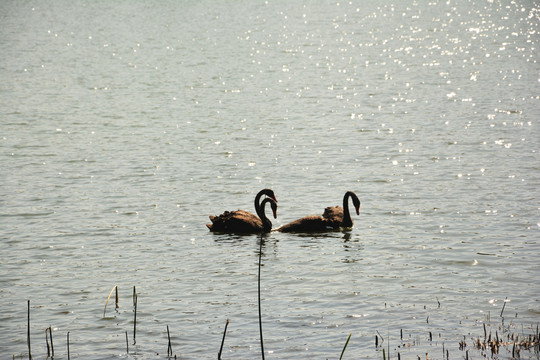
[1,0,539,359]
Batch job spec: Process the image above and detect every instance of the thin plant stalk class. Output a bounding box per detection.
[46,326,54,357]
[103,285,118,317]
[167,325,172,357]
[67,332,70,360]
[46,328,50,357]
[50,326,54,357]
[218,319,229,360]
[133,286,137,345]
[339,333,352,360]
[27,300,32,360]
[500,296,508,317]
[258,235,265,360]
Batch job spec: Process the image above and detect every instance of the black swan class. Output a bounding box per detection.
[226,188,277,227]
[206,191,278,233]
[277,191,360,232]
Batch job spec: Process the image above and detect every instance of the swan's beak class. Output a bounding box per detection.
[355,205,360,215]
[272,208,277,219]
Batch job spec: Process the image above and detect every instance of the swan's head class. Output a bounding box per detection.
[347,191,361,215]
[270,199,278,219]
[260,198,278,219]
[262,188,277,202]
[353,197,360,215]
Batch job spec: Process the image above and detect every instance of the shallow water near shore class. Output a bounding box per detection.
[1,0,539,359]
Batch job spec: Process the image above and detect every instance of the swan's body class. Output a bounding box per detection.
[224,189,276,228]
[275,214,338,232]
[277,191,360,233]
[321,191,360,228]
[206,190,278,233]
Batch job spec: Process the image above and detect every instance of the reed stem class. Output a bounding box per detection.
[50,326,54,357]
[27,300,31,360]
[133,286,138,345]
[218,319,229,360]
[46,328,50,357]
[258,235,265,360]
[500,297,508,318]
[339,333,352,360]
[46,326,54,357]
[167,325,172,357]
[104,285,118,317]
[376,330,384,346]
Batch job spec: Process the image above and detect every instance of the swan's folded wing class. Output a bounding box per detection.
[322,206,343,220]
[277,215,334,232]
[207,210,263,232]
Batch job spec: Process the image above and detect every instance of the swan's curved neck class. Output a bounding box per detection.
[257,198,274,232]
[341,192,353,227]
[254,191,264,214]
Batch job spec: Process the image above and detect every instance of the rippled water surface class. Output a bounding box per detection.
[1,1,539,359]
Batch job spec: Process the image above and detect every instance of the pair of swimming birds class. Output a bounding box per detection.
[206,189,360,233]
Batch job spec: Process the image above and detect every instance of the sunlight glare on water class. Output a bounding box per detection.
[0,0,539,359]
